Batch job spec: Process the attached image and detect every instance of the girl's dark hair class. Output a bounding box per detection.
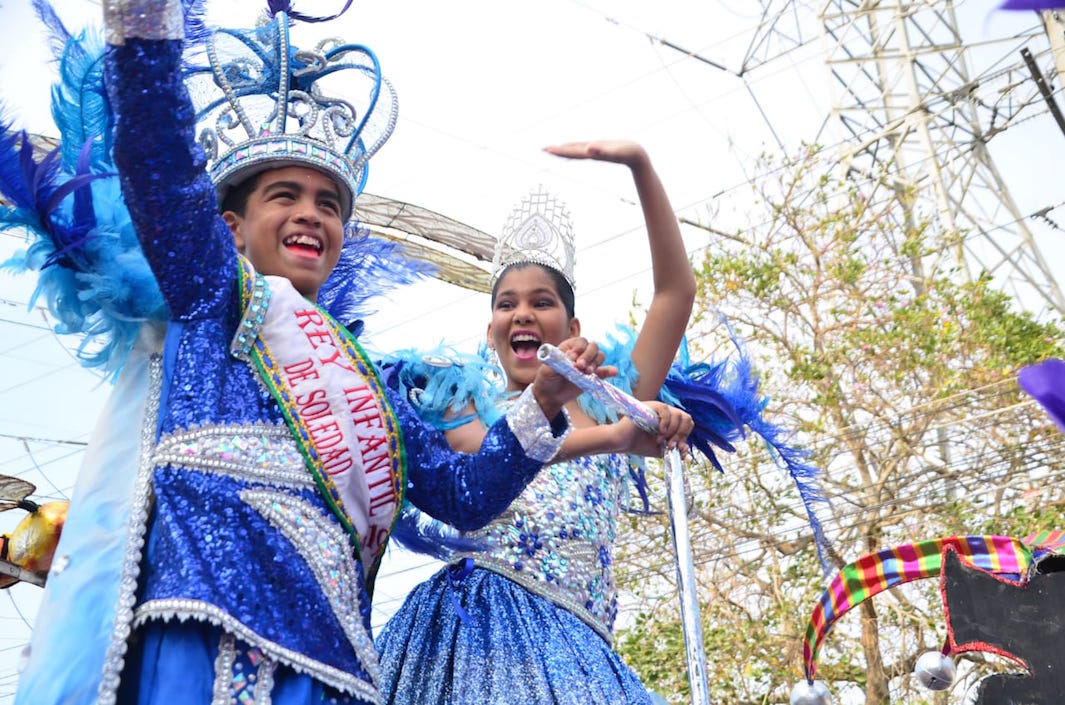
[491,262,575,319]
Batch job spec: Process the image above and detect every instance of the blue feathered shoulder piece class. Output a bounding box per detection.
[383,327,647,433]
[0,12,165,378]
[659,322,831,574]
[380,344,510,431]
[376,345,503,561]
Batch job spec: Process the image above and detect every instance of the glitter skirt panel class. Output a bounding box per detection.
[376,567,653,705]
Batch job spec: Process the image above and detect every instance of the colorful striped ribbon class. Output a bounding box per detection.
[801,535,1040,680]
[1023,529,1065,553]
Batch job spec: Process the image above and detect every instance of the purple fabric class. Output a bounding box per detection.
[999,0,1064,9]
[1019,359,1065,434]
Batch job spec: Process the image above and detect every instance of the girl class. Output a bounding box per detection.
[377,140,696,704]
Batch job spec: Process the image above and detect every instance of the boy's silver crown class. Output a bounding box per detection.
[185,12,398,218]
[491,186,576,290]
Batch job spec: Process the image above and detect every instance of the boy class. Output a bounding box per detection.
[14,3,601,703]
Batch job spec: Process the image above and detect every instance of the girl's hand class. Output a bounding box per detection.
[649,401,694,453]
[531,337,613,416]
[618,402,693,457]
[543,141,648,169]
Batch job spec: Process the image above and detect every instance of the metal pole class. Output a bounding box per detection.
[536,344,711,704]
[664,446,710,705]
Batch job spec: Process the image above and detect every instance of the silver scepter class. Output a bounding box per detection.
[536,343,711,705]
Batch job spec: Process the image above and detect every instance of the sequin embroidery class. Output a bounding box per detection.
[153,424,313,489]
[459,453,625,643]
[240,488,382,698]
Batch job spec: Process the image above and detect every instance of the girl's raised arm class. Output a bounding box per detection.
[544,141,695,400]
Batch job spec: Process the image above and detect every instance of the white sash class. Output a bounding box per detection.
[253,275,401,571]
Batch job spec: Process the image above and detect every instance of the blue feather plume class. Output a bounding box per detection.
[660,325,832,575]
[0,128,40,214]
[181,0,211,49]
[32,0,72,68]
[575,326,641,424]
[318,220,436,328]
[0,14,167,378]
[50,29,111,171]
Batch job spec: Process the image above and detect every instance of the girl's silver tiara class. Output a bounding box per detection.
[490,186,576,290]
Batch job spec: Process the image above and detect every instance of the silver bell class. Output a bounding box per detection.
[790,680,832,705]
[915,650,956,691]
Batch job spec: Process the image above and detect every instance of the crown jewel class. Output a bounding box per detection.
[185,12,397,219]
[491,186,576,290]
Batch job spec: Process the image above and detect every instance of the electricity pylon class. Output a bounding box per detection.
[820,0,1065,316]
[743,1,1065,317]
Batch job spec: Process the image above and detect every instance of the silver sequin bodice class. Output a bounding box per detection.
[462,453,626,643]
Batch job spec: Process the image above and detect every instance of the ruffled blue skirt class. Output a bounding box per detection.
[376,566,654,705]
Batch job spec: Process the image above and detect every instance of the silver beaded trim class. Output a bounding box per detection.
[97,354,163,705]
[211,137,360,220]
[211,633,238,705]
[103,0,184,46]
[255,652,278,705]
[505,386,571,462]
[212,633,278,705]
[469,557,614,645]
[153,423,313,489]
[133,596,377,701]
[230,272,271,360]
[240,488,383,699]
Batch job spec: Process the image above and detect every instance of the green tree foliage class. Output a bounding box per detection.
[614,146,1065,704]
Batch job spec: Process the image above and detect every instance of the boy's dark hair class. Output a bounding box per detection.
[491,262,576,319]
[218,172,263,216]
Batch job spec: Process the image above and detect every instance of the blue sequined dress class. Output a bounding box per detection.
[12,5,568,705]
[378,433,655,703]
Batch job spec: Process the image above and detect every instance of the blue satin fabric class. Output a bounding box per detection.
[377,568,653,705]
[118,621,361,705]
[14,334,159,705]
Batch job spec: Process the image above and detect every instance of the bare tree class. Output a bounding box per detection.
[615,146,1065,704]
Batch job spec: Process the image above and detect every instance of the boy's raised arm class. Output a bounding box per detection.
[104,0,234,319]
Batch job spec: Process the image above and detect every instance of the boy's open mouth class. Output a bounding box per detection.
[510,332,541,361]
[283,233,323,257]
